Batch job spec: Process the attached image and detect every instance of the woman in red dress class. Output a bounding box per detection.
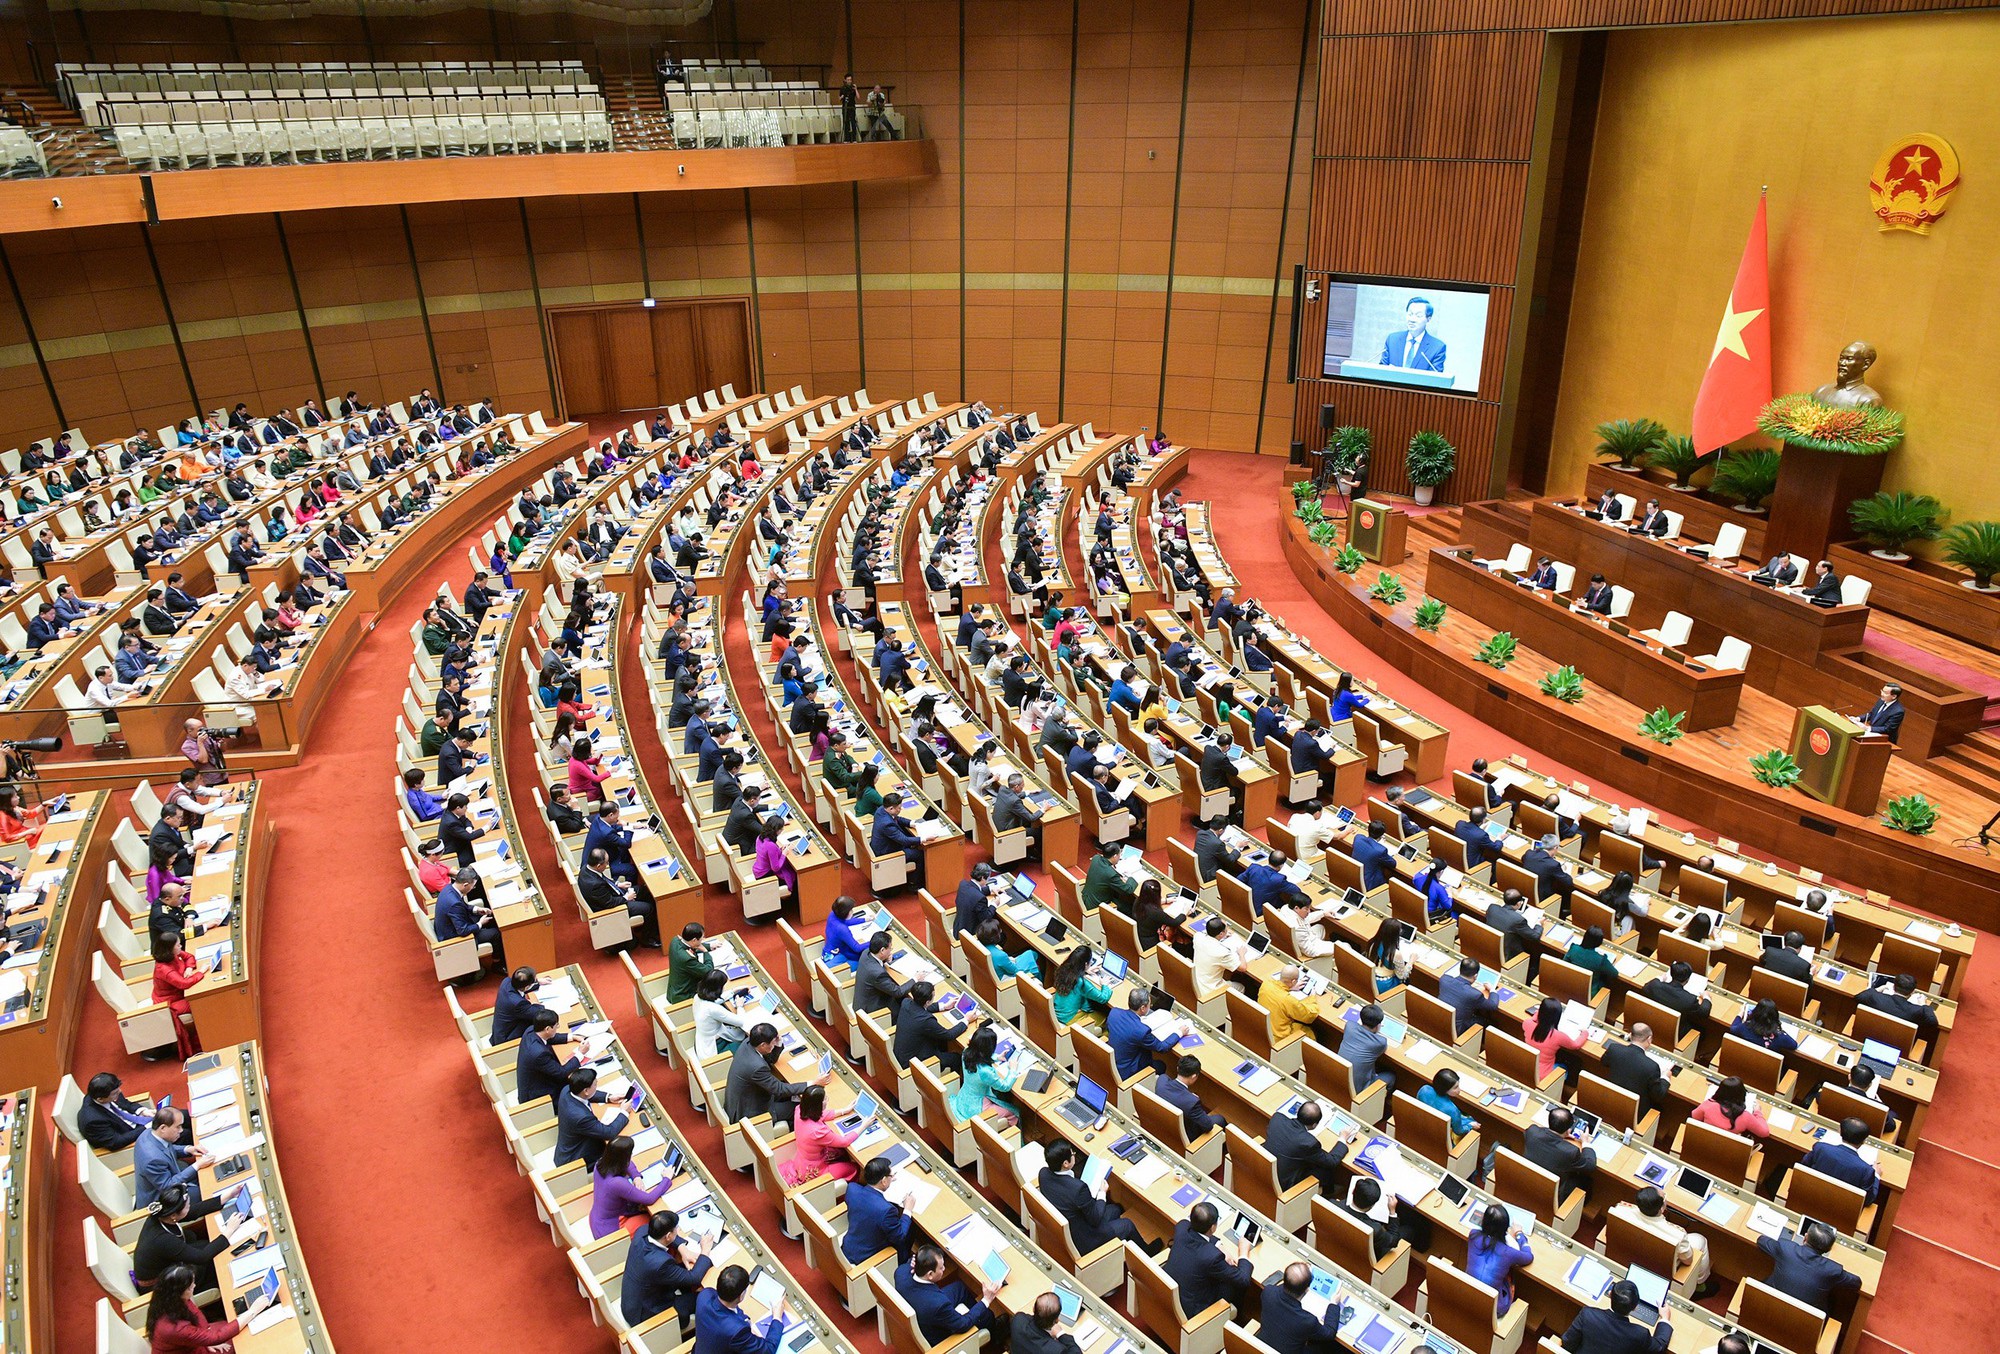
[146,1263,270,1353]
[151,935,208,1059]
[0,787,46,847]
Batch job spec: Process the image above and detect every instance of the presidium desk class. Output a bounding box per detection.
[1424,547,1747,731]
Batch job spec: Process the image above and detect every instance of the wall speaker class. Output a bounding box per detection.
[1319,403,1337,433]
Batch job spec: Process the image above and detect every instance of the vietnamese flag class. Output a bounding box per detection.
[1691,195,1772,452]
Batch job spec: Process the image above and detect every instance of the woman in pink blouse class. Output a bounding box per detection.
[1521,998,1586,1085]
[752,822,797,902]
[566,734,610,804]
[1688,1076,1770,1138]
[780,1085,861,1186]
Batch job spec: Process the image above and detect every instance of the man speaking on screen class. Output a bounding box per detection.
[1379,296,1447,373]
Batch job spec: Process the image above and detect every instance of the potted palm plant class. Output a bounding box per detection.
[1848,491,1944,560]
[1593,418,1667,473]
[1405,431,1456,506]
[1945,520,2000,592]
[1646,433,1710,492]
[1710,449,1781,513]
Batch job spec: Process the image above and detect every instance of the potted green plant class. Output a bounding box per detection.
[1369,572,1407,605]
[1413,598,1446,633]
[1646,433,1710,492]
[1308,520,1339,548]
[1944,520,2000,592]
[1848,491,1944,560]
[1882,793,1940,835]
[1710,448,1782,513]
[1638,707,1686,745]
[1476,632,1518,669]
[1405,431,1457,506]
[1296,498,1324,525]
[1593,417,1668,473]
[1333,543,1366,574]
[1327,425,1371,480]
[1749,749,1801,789]
[1538,665,1585,703]
[1290,480,1320,509]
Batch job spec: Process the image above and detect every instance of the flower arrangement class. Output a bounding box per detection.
[1413,598,1446,633]
[1757,393,1905,456]
[1476,632,1518,669]
[1369,572,1407,605]
[1882,793,1940,835]
[1638,707,1686,745]
[1332,543,1366,574]
[1749,749,1801,789]
[1538,665,1585,703]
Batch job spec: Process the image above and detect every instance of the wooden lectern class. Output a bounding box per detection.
[1347,498,1409,566]
[1789,704,1892,815]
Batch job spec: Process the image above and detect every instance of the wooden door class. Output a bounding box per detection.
[603,308,659,413]
[650,305,701,406]
[550,310,609,418]
[689,302,753,398]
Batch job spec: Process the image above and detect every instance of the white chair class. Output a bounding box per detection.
[1478,543,1531,575]
[97,1297,149,1354]
[1606,586,1634,620]
[90,953,175,1057]
[1614,493,1638,520]
[1694,636,1750,671]
[1549,562,1575,595]
[1660,510,1685,540]
[1840,575,1873,606]
[1710,521,1746,562]
[1641,611,1692,648]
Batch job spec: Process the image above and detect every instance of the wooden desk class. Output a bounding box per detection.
[1424,548,1746,731]
[1529,504,1870,677]
[0,1086,52,1354]
[0,791,110,1091]
[473,601,557,971]
[184,1042,333,1353]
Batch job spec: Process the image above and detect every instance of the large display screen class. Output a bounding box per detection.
[1321,275,1491,396]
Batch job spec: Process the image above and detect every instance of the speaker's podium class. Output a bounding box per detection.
[1789,704,1892,814]
[1347,498,1408,566]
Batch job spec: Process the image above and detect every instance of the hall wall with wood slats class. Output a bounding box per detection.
[1294,0,1967,504]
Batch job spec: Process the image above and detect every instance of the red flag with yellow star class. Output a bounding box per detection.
[1692,196,1771,452]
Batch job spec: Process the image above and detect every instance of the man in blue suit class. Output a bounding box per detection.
[1378,296,1447,373]
[553,1067,629,1170]
[841,1158,915,1265]
[896,1245,1002,1344]
[1799,1118,1880,1203]
[621,1210,714,1330]
[134,1106,209,1207]
[870,794,925,871]
[1755,1223,1862,1316]
[1560,1280,1671,1353]
[1350,820,1395,891]
[1165,1203,1255,1319]
[1437,956,1502,1035]
[1453,806,1502,867]
[1260,1263,1346,1354]
[1107,988,1180,1081]
[514,1009,578,1107]
[693,1266,787,1354]
[584,803,654,902]
[1153,1055,1226,1139]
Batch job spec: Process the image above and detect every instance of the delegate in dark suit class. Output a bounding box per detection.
[1437,970,1502,1036]
[723,1041,809,1125]
[1259,1276,1344,1354]
[1519,844,1574,908]
[1010,1313,1082,1354]
[1267,1110,1351,1194]
[1378,326,1446,373]
[1152,1072,1224,1139]
[1799,1140,1880,1203]
[692,1288,782,1354]
[513,1027,576,1106]
[553,1087,628,1168]
[1163,1220,1252,1318]
[1561,1305,1671,1354]
[620,1231,714,1329]
[1756,1234,1861,1315]
[1600,1039,1670,1115]
[895,1263,991,1343]
[1039,1165,1142,1253]
[855,948,915,1015]
[1860,697,1905,743]
[841,1182,914,1264]
[1351,832,1394,891]
[893,996,966,1076]
[1452,816,1501,866]
[1523,1122,1596,1200]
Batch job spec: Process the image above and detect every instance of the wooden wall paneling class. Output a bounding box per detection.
[0,240,65,455]
[406,199,551,417]
[280,204,435,415]
[149,215,316,423]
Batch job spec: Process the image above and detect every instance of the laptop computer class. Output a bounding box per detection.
[1858,1038,1901,1077]
[1098,951,1130,982]
[1057,1076,1109,1128]
[1626,1264,1670,1326]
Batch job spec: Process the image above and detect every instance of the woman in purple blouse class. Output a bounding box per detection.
[588,1136,673,1239]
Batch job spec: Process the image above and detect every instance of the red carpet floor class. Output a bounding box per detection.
[45,448,2000,1353]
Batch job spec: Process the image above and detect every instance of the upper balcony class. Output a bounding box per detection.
[0,46,937,233]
